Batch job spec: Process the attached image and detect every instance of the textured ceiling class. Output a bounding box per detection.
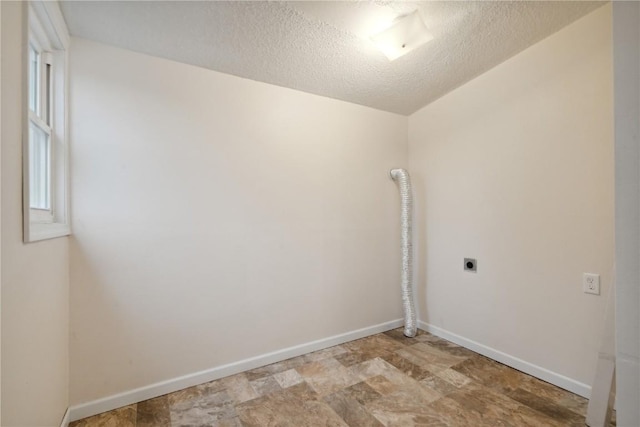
[59,1,605,115]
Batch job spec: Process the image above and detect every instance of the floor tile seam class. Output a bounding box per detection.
[322,391,372,426]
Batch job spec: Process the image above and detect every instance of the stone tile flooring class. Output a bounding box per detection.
[70,328,614,426]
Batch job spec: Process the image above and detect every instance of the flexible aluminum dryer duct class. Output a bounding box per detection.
[390,168,417,338]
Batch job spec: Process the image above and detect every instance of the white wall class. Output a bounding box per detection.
[613,2,640,425]
[68,38,407,405]
[1,2,69,426]
[408,4,613,390]
[0,1,4,422]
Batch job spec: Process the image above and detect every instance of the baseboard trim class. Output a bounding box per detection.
[59,407,70,427]
[68,318,404,422]
[65,319,592,421]
[418,321,591,398]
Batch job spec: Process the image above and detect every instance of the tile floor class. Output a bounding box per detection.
[70,328,614,426]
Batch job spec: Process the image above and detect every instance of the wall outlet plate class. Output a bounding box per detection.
[583,273,600,295]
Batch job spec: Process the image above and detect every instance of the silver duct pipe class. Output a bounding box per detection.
[390,168,417,338]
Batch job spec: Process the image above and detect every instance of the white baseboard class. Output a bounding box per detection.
[68,318,404,422]
[68,318,592,422]
[59,408,70,427]
[418,320,591,398]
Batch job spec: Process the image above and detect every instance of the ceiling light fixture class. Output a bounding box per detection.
[370,10,433,61]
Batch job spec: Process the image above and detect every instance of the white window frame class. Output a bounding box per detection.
[23,1,70,242]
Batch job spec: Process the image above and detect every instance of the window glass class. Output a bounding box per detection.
[28,44,40,114]
[29,120,50,210]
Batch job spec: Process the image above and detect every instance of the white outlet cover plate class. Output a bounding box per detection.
[583,273,600,295]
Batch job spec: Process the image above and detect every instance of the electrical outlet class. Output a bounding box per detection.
[583,273,600,295]
[464,258,477,272]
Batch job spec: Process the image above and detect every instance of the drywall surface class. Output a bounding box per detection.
[613,2,640,425]
[68,38,406,404]
[0,1,4,423]
[408,5,613,387]
[1,2,70,426]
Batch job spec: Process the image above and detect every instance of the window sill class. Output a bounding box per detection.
[27,222,70,243]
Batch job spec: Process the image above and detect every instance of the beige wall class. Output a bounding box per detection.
[68,38,407,405]
[1,2,70,426]
[613,2,640,425]
[0,1,3,422]
[57,0,617,413]
[408,4,613,387]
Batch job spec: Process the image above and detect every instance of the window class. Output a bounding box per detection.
[28,42,52,222]
[24,2,70,242]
